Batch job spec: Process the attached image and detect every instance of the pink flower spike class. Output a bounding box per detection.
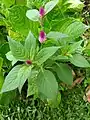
[39,7,45,17]
[39,31,46,43]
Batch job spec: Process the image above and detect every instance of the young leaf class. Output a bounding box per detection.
[69,54,90,68]
[35,47,60,65]
[45,0,59,14]
[26,9,40,21]
[8,37,28,61]
[25,31,36,60]
[53,63,73,85]
[47,31,68,40]
[36,69,58,100]
[6,51,18,66]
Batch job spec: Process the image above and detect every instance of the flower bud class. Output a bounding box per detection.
[39,31,46,43]
[39,7,45,17]
[26,60,32,65]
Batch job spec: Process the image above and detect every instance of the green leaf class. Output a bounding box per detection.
[8,37,28,61]
[6,51,18,66]
[69,54,90,68]
[47,31,68,40]
[53,63,73,85]
[25,31,36,60]
[37,69,58,100]
[17,65,31,93]
[52,18,89,40]
[45,0,59,14]
[68,40,83,54]
[26,9,40,21]
[1,65,31,93]
[1,65,22,93]
[64,21,88,40]
[35,47,60,65]
[8,5,33,36]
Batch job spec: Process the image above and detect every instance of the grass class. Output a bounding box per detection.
[0,85,90,120]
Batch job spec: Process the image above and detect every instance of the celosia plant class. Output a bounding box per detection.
[0,0,90,106]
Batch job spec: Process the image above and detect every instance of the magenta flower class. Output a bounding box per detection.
[26,60,32,65]
[39,7,45,17]
[39,31,46,43]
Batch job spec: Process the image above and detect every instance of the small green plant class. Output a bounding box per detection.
[0,0,90,106]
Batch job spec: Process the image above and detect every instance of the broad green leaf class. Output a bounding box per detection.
[52,18,75,32]
[2,0,15,7]
[45,0,59,14]
[8,37,28,61]
[52,18,89,40]
[8,6,33,36]
[17,65,31,93]
[53,63,73,85]
[64,21,88,40]
[1,65,31,93]
[26,9,40,21]
[68,40,83,54]
[35,47,60,65]
[37,69,58,100]
[70,54,90,67]
[1,65,22,93]
[25,31,36,60]
[47,31,68,40]
[6,51,18,66]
